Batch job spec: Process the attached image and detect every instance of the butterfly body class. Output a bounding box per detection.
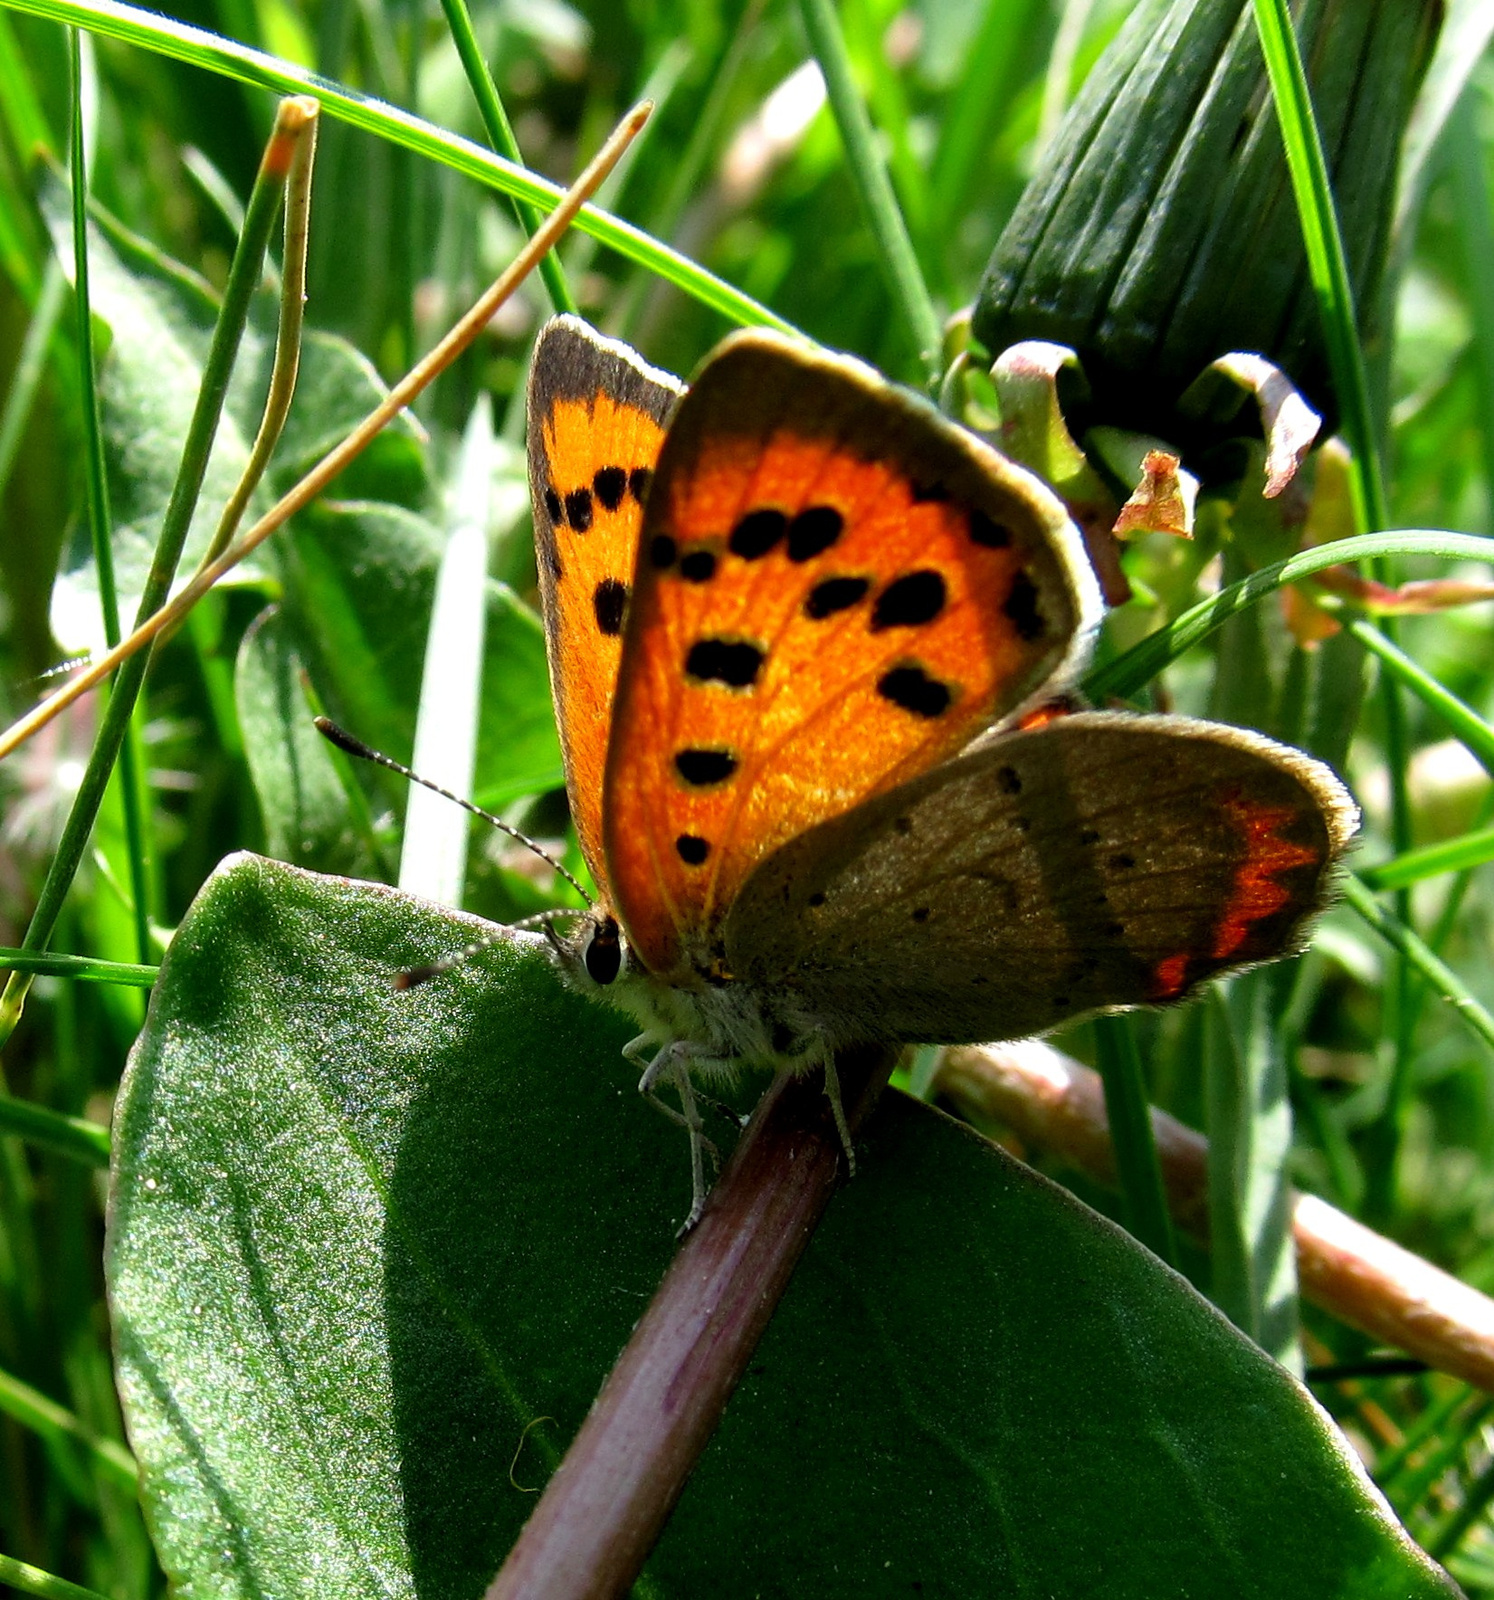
[558,917,829,1077]
[527,317,1356,1225]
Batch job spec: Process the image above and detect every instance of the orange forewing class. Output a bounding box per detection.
[527,318,683,883]
[602,332,1101,980]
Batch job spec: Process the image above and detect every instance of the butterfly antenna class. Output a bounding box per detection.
[393,912,585,989]
[508,909,585,931]
[313,717,595,908]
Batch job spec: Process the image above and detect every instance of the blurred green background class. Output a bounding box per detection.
[2,0,1494,1592]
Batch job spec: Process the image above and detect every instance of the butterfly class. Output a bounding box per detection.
[526,315,1358,1227]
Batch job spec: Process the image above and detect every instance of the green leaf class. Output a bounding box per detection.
[276,501,562,809]
[110,856,1456,1599]
[234,606,379,876]
[262,326,420,487]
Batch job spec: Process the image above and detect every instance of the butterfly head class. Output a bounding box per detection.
[546,907,628,991]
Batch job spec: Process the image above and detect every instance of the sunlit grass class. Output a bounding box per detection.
[1,0,1493,1590]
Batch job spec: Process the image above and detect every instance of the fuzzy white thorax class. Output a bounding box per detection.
[548,908,834,1080]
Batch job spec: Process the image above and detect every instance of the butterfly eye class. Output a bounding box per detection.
[584,916,623,986]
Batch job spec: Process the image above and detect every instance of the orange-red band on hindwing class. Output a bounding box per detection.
[1210,796,1320,961]
[1148,792,1323,1001]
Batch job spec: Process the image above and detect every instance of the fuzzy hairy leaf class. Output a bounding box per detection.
[108,856,1456,1598]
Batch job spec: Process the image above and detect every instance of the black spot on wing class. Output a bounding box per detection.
[675,834,709,865]
[877,665,952,718]
[680,549,717,582]
[805,576,869,619]
[543,486,563,525]
[872,570,946,630]
[593,579,628,636]
[787,506,843,562]
[593,466,627,511]
[565,488,593,532]
[969,507,1013,548]
[730,509,787,560]
[685,638,764,689]
[1003,570,1045,641]
[650,535,677,570]
[629,466,653,504]
[996,765,1022,794]
[675,748,738,786]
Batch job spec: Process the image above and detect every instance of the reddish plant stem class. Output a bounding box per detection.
[486,1044,896,1600]
[938,1040,1494,1392]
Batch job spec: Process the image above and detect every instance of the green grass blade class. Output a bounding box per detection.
[1337,614,1494,777]
[840,0,928,258]
[1083,530,1494,702]
[70,29,153,964]
[0,1365,136,1488]
[1251,0,1424,1226]
[1253,0,1417,1222]
[1250,0,1388,534]
[0,1096,111,1166]
[0,949,156,985]
[1091,1015,1178,1269]
[0,1553,114,1600]
[1448,91,1494,529]
[1361,828,1494,892]
[1340,876,1494,1058]
[0,0,792,336]
[434,0,572,314]
[795,0,942,381]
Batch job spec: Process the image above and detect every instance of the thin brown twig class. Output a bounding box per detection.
[197,96,318,570]
[0,100,652,766]
[937,1040,1494,1393]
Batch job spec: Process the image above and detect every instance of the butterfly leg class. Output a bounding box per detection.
[621,1032,657,1068]
[625,1037,707,1144]
[818,1046,857,1180]
[778,1033,857,1177]
[634,1040,731,1231]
